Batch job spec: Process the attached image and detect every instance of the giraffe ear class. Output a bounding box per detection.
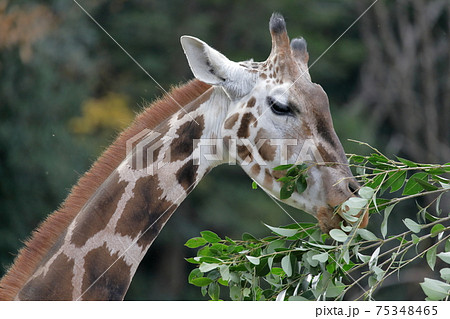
[181,36,256,98]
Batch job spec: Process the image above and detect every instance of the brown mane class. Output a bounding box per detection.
[0,79,211,300]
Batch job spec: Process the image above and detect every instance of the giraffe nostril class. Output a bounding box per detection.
[348,182,359,195]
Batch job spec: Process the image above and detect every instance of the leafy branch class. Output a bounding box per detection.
[185,143,450,300]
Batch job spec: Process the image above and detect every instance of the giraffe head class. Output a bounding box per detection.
[181,13,368,232]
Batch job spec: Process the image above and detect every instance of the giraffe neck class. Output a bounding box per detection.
[8,83,230,300]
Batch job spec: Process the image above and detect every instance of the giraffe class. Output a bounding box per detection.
[0,13,368,301]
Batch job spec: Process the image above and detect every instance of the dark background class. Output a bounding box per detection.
[0,0,448,300]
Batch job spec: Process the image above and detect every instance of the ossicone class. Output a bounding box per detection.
[269,12,286,34]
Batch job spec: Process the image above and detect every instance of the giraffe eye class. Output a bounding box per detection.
[267,97,293,116]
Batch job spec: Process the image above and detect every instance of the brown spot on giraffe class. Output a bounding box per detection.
[81,243,131,300]
[263,168,274,187]
[315,115,337,148]
[18,253,74,300]
[302,121,312,137]
[170,115,205,162]
[237,113,257,138]
[251,163,261,176]
[271,169,285,180]
[237,144,253,162]
[316,143,338,164]
[35,228,67,270]
[176,161,198,190]
[247,97,256,108]
[115,174,173,247]
[224,113,239,130]
[71,172,128,248]
[256,129,277,162]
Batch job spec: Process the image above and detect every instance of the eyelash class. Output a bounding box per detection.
[267,97,293,116]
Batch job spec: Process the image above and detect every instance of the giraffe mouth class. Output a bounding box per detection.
[316,205,369,234]
[317,206,343,233]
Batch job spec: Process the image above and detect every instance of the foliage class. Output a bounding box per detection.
[69,92,134,135]
[186,142,450,300]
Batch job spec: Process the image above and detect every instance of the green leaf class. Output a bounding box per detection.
[190,277,213,287]
[185,257,200,264]
[252,181,258,189]
[342,197,368,216]
[329,229,348,242]
[420,278,450,300]
[403,218,421,233]
[411,234,420,245]
[277,176,295,183]
[326,280,345,298]
[270,267,286,276]
[356,229,378,241]
[396,156,418,167]
[199,263,220,273]
[288,296,309,301]
[286,166,300,177]
[430,224,445,238]
[229,285,241,301]
[326,262,336,274]
[312,252,329,263]
[198,256,222,264]
[381,204,396,238]
[264,223,298,237]
[350,155,366,163]
[414,178,438,191]
[188,268,202,282]
[340,223,353,232]
[296,174,308,194]
[255,257,270,277]
[246,255,260,265]
[402,172,428,195]
[440,268,450,282]
[281,255,293,277]
[208,281,220,300]
[185,237,208,248]
[273,164,294,171]
[201,230,221,243]
[372,265,385,281]
[306,242,335,250]
[280,183,295,199]
[358,186,375,199]
[305,251,319,267]
[369,247,380,270]
[426,246,437,271]
[384,170,407,193]
[357,253,371,263]
[342,248,350,264]
[436,193,443,216]
[437,252,450,264]
[242,232,258,241]
[219,265,231,281]
[368,173,387,189]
